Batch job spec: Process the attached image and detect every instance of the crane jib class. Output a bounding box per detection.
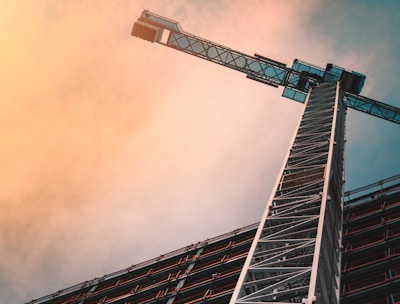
[131,10,400,125]
[166,31,287,85]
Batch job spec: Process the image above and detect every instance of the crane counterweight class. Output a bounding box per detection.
[131,20,163,43]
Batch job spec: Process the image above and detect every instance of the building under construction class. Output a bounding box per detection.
[27,174,400,304]
[27,10,400,304]
[341,175,400,304]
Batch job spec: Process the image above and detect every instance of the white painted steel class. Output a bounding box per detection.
[231,82,345,304]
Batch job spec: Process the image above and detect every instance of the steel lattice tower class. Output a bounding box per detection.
[232,82,344,303]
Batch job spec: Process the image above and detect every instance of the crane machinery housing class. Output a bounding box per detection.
[131,9,400,304]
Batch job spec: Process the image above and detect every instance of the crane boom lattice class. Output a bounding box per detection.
[132,10,400,124]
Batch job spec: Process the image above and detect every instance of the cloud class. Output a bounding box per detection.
[3,0,398,303]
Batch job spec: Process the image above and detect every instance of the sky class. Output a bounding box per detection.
[0,0,399,303]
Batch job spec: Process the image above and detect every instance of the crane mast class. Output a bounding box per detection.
[230,81,345,304]
[131,10,400,304]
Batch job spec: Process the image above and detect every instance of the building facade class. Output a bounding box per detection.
[341,175,400,303]
[28,174,400,304]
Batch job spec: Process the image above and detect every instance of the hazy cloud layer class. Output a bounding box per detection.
[0,1,399,302]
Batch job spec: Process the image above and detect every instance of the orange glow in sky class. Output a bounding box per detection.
[1,1,399,302]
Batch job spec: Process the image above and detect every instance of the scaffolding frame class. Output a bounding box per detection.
[341,179,400,304]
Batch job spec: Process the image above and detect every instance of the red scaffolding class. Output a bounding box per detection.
[341,177,400,304]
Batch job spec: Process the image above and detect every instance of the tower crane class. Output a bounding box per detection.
[131,10,400,304]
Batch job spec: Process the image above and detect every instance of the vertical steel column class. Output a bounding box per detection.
[166,247,204,304]
[231,82,345,304]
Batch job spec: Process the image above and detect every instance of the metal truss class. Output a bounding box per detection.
[345,93,400,124]
[231,82,345,304]
[164,29,400,125]
[165,31,288,88]
[132,9,400,125]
